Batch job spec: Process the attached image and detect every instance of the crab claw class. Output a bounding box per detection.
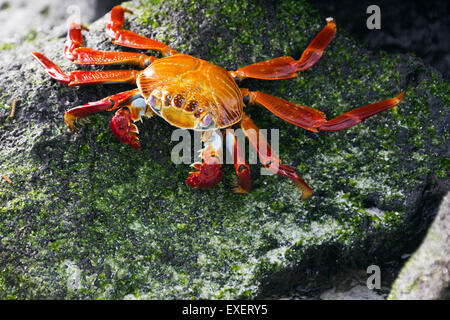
[186,161,223,189]
[110,108,140,149]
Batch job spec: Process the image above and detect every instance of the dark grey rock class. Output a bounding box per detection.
[389,192,450,300]
[0,0,448,299]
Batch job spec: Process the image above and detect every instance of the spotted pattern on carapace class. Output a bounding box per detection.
[164,94,172,107]
[185,100,198,112]
[137,54,244,128]
[173,94,185,109]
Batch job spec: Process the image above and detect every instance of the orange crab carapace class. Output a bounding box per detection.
[31,6,404,199]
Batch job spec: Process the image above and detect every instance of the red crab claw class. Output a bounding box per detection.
[110,108,140,149]
[186,160,223,189]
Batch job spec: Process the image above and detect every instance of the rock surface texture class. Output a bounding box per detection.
[0,0,120,43]
[0,0,448,299]
[389,192,450,300]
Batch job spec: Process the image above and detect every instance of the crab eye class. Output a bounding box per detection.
[132,96,146,110]
[202,114,215,129]
[149,95,157,108]
[149,94,161,115]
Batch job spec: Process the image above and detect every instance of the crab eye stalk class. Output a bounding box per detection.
[149,95,157,108]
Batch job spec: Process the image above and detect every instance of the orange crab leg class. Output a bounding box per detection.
[31,51,71,83]
[65,23,156,68]
[64,89,145,149]
[64,89,141,130]
[240,114,313,199]
[67,70,139,86]
[225,130,251,194]
[32,52,139,86]
[230,18,336,81]
[70,48,157,68]
[243,90,326,133]
[106,5,178,57]
[243,90,405,132]
[317,92,406,131]
[64,23,89,60]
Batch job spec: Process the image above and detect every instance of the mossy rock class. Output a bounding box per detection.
[0,0,448,299]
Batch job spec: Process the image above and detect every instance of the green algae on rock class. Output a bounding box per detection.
[0,0,449,299]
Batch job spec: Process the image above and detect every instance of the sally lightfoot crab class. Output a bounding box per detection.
[31,5,404,199]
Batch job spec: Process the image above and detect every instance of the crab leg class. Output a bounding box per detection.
[106,5,178,57]
[243,90,405,132]
[225,129,251,193]
[63,89,149,149]
[64,89,141,130]
[229,18,336,81]
[317,92,405,131]
[240,114,313,200]
[65,23,156,68]
[32,52,139,86]
[186,130,223,189]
